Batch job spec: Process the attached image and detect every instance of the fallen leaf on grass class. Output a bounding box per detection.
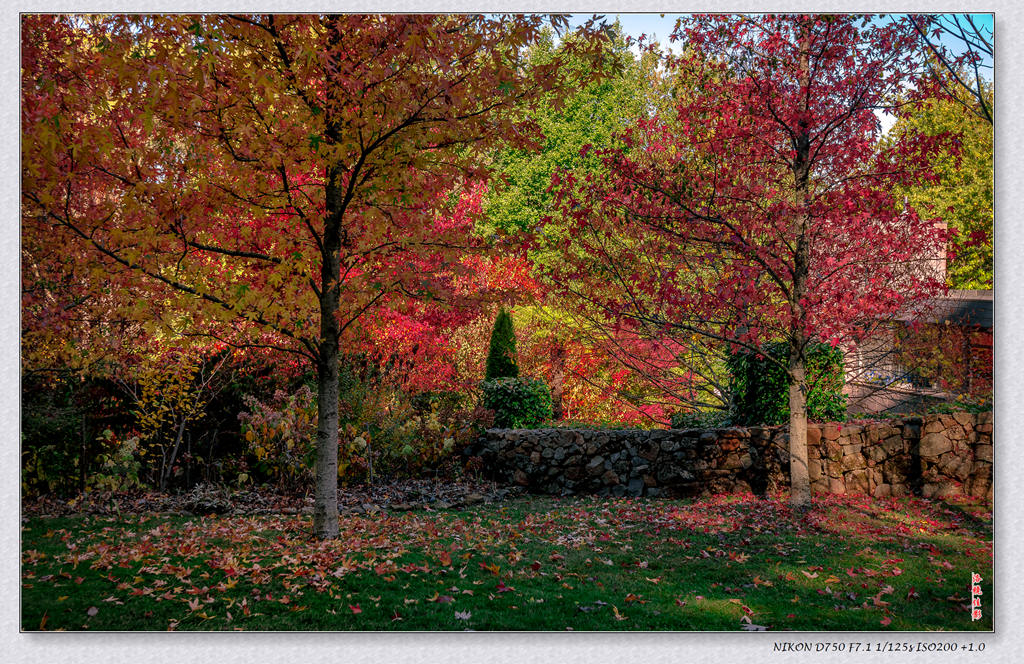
[612,606,628,621]
[86,606,98,617]
[349,604,361,614]
[455,610,472,620]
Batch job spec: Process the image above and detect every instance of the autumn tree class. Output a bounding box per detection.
[22,14,602,538]
[549,14,948,506]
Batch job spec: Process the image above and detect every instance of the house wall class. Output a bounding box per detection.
[472,412,992,500]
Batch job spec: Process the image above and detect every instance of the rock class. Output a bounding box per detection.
[919,432,952,458]
[922,481,961,498]
[639,441,660,461]
[601,470,620,486]
[464,493,485,505]
[660,438,683,453]
[846,469,870,494]
[882,435,904,456]
[974,444,992,462]
[841,452,866,472]
[865,444,887,464]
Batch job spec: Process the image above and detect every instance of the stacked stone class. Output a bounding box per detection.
[473,412,992,500]
[477,427,769,498]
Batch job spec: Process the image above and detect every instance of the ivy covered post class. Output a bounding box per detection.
[485,308,520,380]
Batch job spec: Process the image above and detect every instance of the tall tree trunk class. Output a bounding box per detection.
[313,15,343,540]
[314,161,342,537]
[788,19,813,508]
[788,337,812,506]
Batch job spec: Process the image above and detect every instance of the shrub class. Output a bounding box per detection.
[670,410,731,429]
[481,377,553,429]
[727,342,847,426]
[484,308,519,380]
[238,386,318,491]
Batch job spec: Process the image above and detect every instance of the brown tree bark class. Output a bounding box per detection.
[787,19,814,508]
[313,15,344,540]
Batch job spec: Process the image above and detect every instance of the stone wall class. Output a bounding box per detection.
[470,412,992,500]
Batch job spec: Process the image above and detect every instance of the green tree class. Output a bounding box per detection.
[891,79,993,289]
[485,308,520,380]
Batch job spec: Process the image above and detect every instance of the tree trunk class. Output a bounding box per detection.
[787,18,813,509]
[313,14,344,539]
[313,342,340,538]
[788,341,812,507]
[160,416,188,492]
[313,157,343,539]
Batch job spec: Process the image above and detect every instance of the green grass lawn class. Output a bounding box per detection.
[20,492,992,631]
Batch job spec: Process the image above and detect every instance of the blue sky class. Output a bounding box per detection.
[571,13,994,71]
[567,13,993,134]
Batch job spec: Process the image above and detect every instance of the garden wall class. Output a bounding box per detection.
[471,412,992,500]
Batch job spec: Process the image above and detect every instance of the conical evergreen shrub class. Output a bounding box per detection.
[485,308,519,380]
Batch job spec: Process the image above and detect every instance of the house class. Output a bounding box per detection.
[845,288,992,414]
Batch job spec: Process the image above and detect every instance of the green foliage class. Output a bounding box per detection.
[238,385,318,491]
[21,405,82,496]
[481,377,553,429]
[892,79,993,289]
[410,390,467,415]
[727,343,847,426]
[926,399,991,415]
[88,430,144,492]
[484,308,519,380]
[670,410,731,430]
[482,23,654,238]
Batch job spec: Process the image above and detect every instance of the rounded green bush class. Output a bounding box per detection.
[481,377,552,429]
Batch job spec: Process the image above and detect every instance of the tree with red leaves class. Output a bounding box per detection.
[22,14,602,538]
[548,14,949,506]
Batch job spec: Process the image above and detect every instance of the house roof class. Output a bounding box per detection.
[920,289,992,329]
